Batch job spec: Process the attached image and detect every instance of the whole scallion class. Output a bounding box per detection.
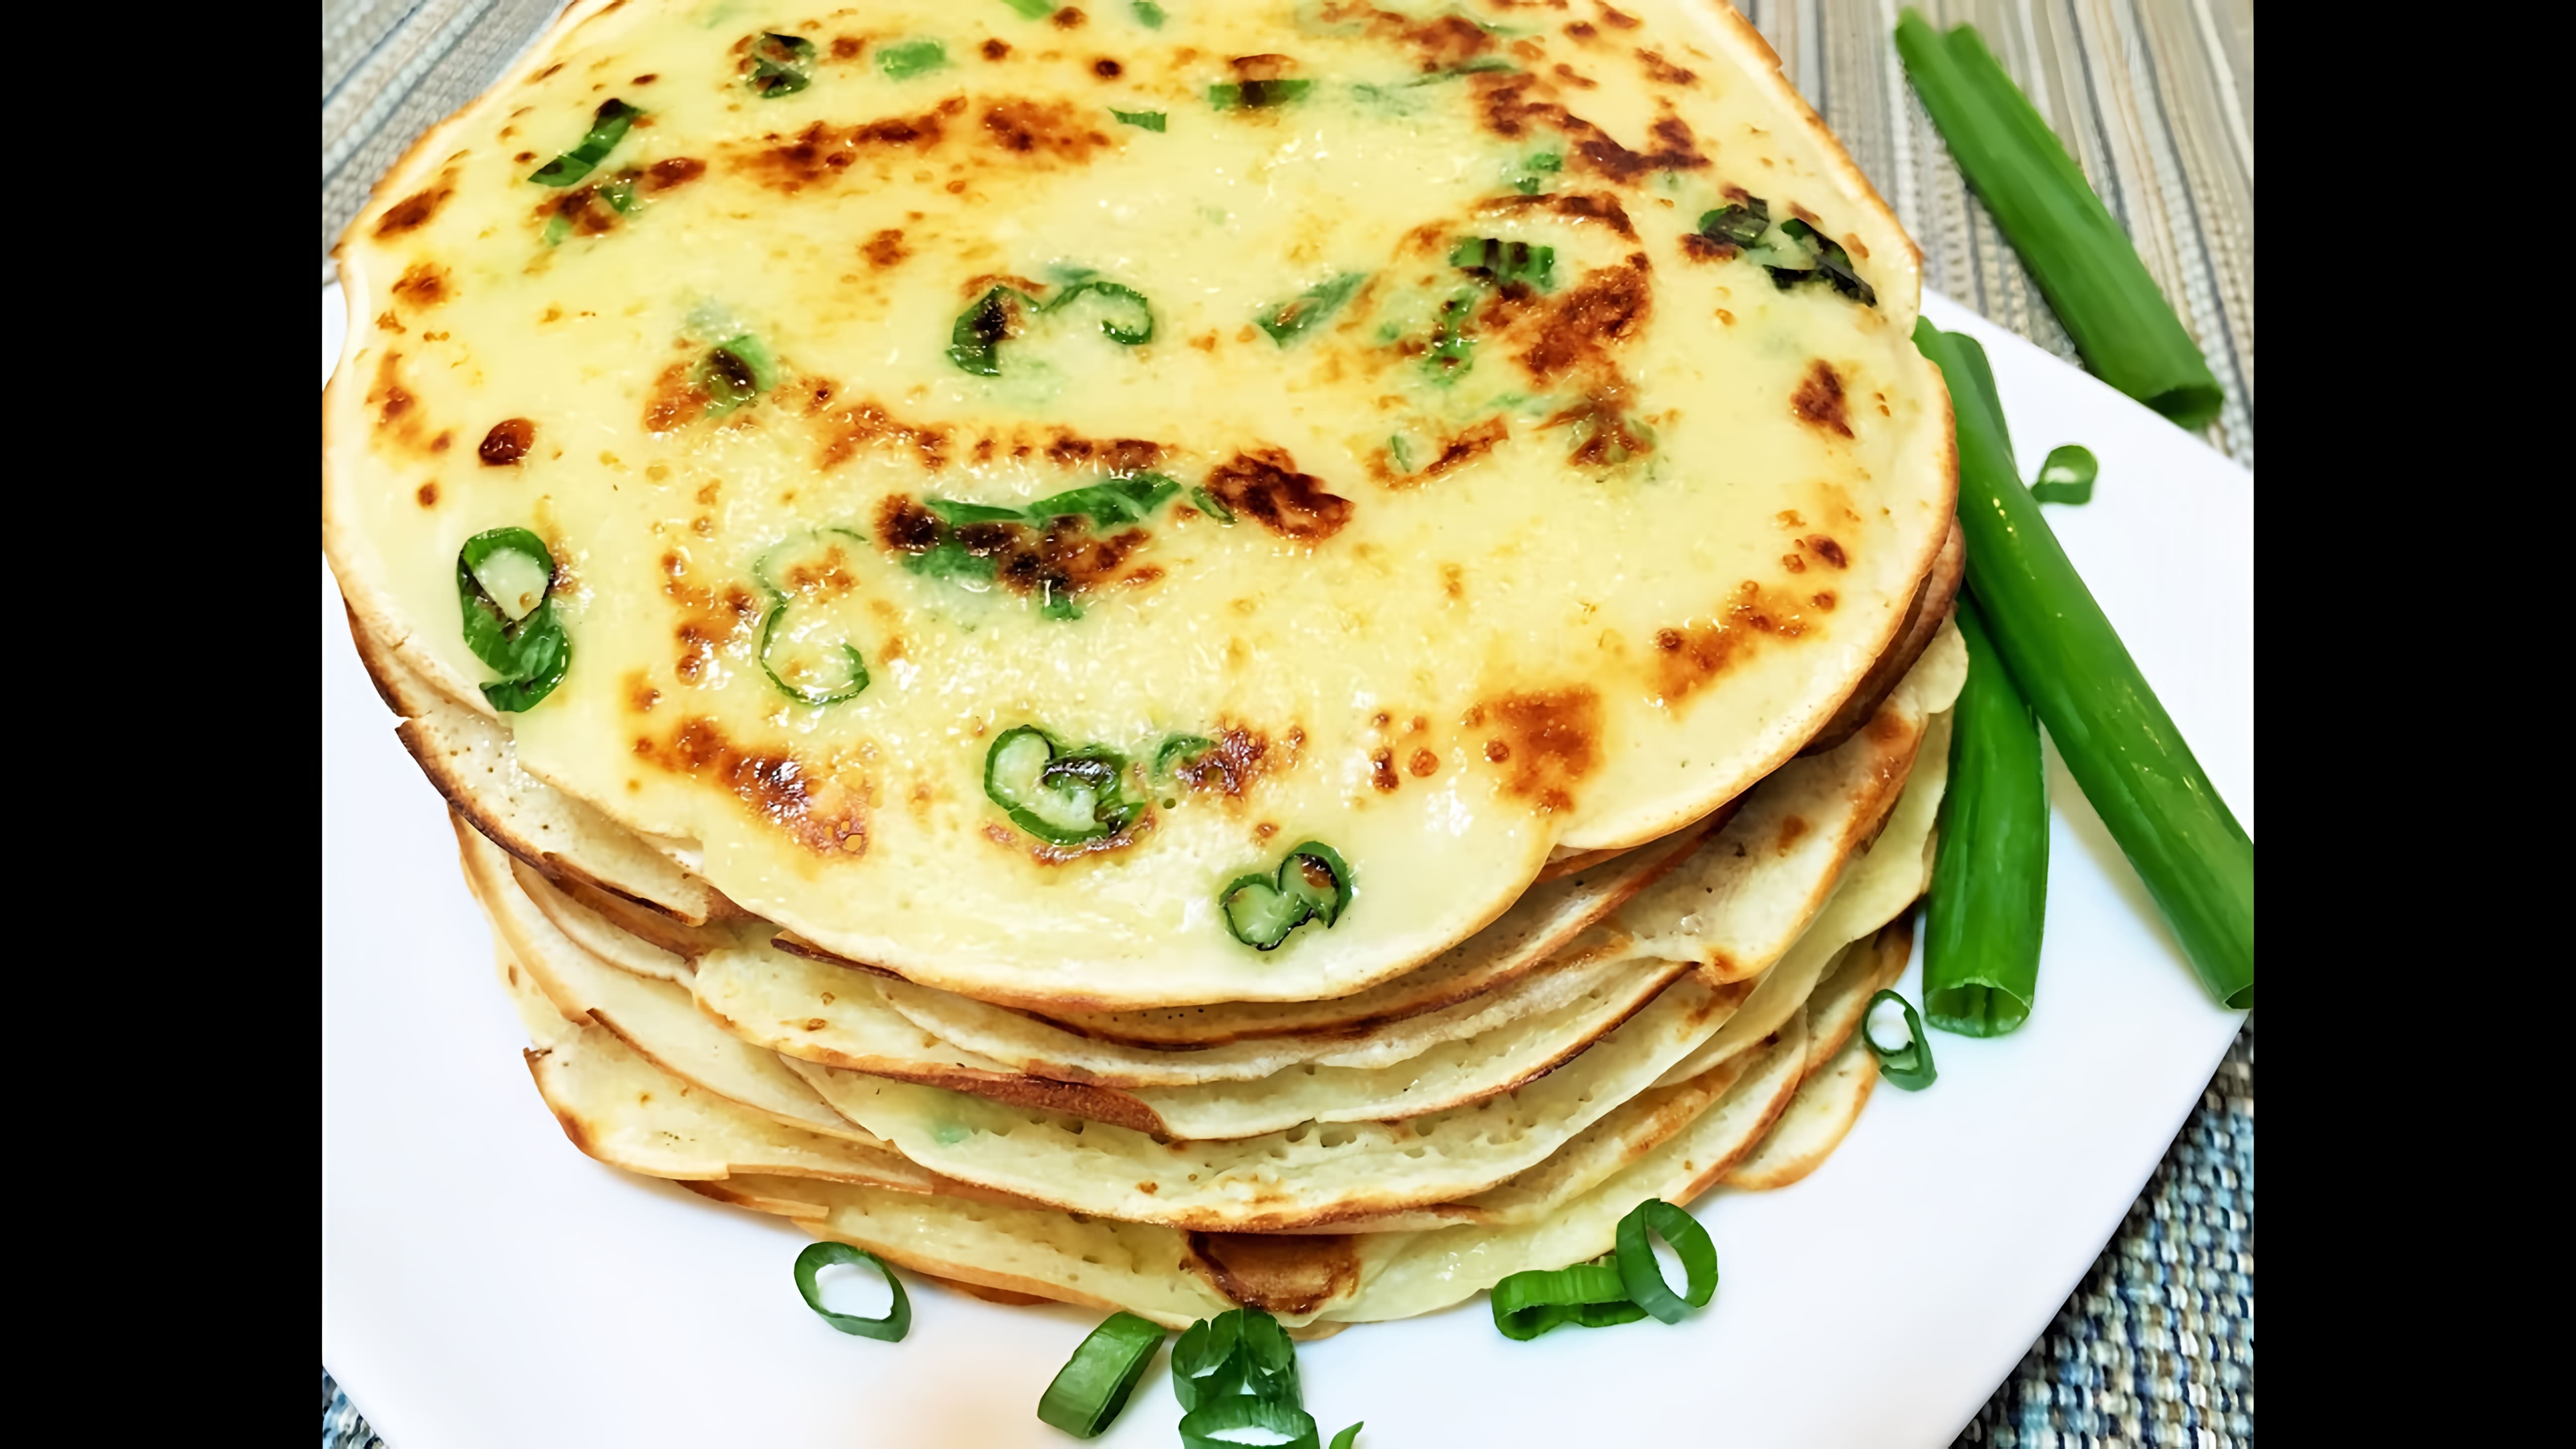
[1894,12,2222,429]
[1915,320,2253,1009]
[1922,595,2048,1035]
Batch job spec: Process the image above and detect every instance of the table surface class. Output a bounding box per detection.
[318,3,2253,1443]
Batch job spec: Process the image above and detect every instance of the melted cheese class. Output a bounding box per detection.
[324,0,1952,1007]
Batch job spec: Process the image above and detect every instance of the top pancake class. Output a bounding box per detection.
[324,0,1955,1007]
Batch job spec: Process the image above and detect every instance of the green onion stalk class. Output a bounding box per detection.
[1921,595,2048,1035]
[1915,320,2253,1009]
[1894,12,2222,428]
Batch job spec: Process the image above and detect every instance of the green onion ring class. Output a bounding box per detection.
[1177,1394,1322,1449]
[1328,1423,1364,1449]
[791,1241,911,1341]
[1613,1199,1718,1324]
[1863,990,1939,1090]
[1036,1311,1166,1438]
[1489,1259,1646,1341]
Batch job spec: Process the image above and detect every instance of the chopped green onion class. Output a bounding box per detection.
[1696,199,1769,248]
[2030,444,2098,504]
[1187,486,1236,523]
[695,334,777,414]
[1154,735,1217,779]
[748,32,816,97]
[1172,1307,1299,1411]
[985,726,1141,845]
[1895,12,2222,427]
[791,1241,911,1341]
[456,527,571,712]
[1036,1311,1166,1438]
[1219,841,1355,949]
[948,280,1153,376]
[1450,236,1554,291]
[757,603,870,706]
[1132,1,1167,26]
[1862,990,1938,1090]
[1178,1396,1322,1449]
[1258,273,1366,345]
[876,39,946,78]
[1612,1199,1717,1324]
[1112,108,1168,131]
[1000,0,1055,16]
[1328,1425,1363,1449]
[1423,288,1478,382]
[1209,78,1313,110]
[1511,150,1563,193]
[1923,595,2045,1035]
[1916,320,2253,1008]
[1490,1259,1648,1341]
[528,100,640,187]
[924,498,1028,527]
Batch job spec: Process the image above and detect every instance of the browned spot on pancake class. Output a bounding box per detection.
[374,181,453,237]
[1025,810,1154,865]
[1370,749,1399,792]
[416,482,438,507]
[775,536,865,597]
[641,156,707,193]
[430,431,452,453]
[1553,61,1598,89]
[1519,257,1652,385]
[1597,4,1640,28]
[1172,727,1277,800]
[374,311,404,334]
[391,263,449,307]
[1042,431,1164,474]
[831,37,861,59]
[643,363,712,433]
[1478,687,1602,814]
[740,104,962,191]
[980,98,1110,162]
[634,716,867,855]
[1204,449,1352,541]
[876,497,1157,608]
[1229,52,1298,81]
[1136,1181,1159,1194]
[1187,1232,1358,1316]
[982,37,1011,60]
[1812,591,1836,610]
[480,418,535,465]
[1472,72,1707,182]
[1636,48,1695,85]
[1650,581,1818,702]
[1793,360,1853,438]
[1566,20,1598,40]
[1441,563,1465,600]
[367,352,446,454]
[1378,417,1509,487]
[1409,749,1439,777]
[1680,231,1737,262]
[1803,535,1848,569]
[1053,6,1087,27]
[626,673,662,713]
[1541,396,1651,466]
[1093,57,1122,78]
[820,399,951,470]
[660,551,763,685]
[1777,815,1810,854]
[1782,552,1807,574]
[1478,189,1637,238]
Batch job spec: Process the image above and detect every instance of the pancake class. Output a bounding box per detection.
[324,0,1955,1009]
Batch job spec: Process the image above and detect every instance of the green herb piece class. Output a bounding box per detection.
[1027,473,1180,527]
[1510,150,1562,193]
[1773,218,1875,304]
[1036,1311,1166,1438]
[1329,1425,1364,1449]
[1154,734,1217,781]
[985,727,1141,845]
[1423,288,1479,383]
[1209,78,1313,110]
[748,32,816,96]
[529,99,640,187]
[1183,487,1232,524]
[456,527,572,712]
[1133,1,1167,26]
[1000,0,1055,16]
[1490,1259,1648,1341]
[1697,199,1769,248]
[1916,320,2252,1008]
[876,38,946,78]
[1111,108,1167,130]
[1179,1397,1322,1449]
[1219,841,1354,950]
[1613,1199,1718,1324]
[757,603,869,706]
[1385,435,1414,472]
[1416,57,1519,79]
[1895,12,2220,426]
[948,280,1153,376]
[694,334,777,414]
[2029,444,2098,504]
[1449,235,1554,290]
[1257,272,1366,344]
[541,210,573,248]
[1862,990,1938,1089]
[791,1242,910,1341]
[1921,596,2044,1034]
[1172,1307,1299,1411]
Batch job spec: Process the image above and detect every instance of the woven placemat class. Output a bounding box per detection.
[318,4,2252,1442]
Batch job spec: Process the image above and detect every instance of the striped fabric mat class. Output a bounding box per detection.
[318,4,2254,1443]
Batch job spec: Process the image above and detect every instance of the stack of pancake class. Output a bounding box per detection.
[324,0,1964,1331]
